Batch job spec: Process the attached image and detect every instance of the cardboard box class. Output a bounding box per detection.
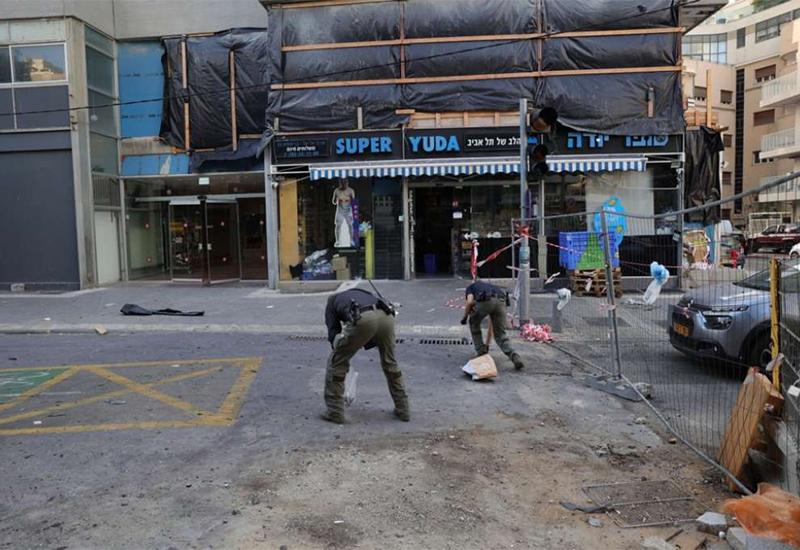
[336,268,351,280]
[332,256,348,271]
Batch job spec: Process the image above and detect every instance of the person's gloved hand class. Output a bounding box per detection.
[460,317,467,325]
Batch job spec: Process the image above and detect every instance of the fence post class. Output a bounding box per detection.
[600,210,623,379]
[770,257,781,390]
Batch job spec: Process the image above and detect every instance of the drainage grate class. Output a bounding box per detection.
[583,480,701,528]
[417,338,472,346]
[287,335,408,344]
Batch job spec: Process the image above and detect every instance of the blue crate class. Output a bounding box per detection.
[558,231,620,270]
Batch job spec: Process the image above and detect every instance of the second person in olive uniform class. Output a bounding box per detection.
[324,287,409,424]
[461,280,525,370]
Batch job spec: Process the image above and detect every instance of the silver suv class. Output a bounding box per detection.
[668,265,787,368]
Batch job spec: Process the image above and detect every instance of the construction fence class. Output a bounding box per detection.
[511,172,800,494]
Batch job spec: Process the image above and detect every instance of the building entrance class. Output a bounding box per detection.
[168,198,241,284]
[411,187,454,276]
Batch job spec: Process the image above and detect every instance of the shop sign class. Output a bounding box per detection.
[464,133,522,151]
[335,135,394,155]
[563,132,671,151]
[275,138,329,160]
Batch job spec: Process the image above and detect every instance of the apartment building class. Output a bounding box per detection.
[686,0,800,226]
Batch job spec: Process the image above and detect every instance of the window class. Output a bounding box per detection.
[84,26,118,176]
[721,89,733,104]
[737,27,746,48]
[723,171,732,186]
[756,17,781,43]
[0,43,69,130]
[753,151,776,164]
[682,33,727,64]
[12,45,67,82]
[755,64,777,83]
[722,208,732,220]
[754,109,775,125]
[694,86,707,102]
[723,134,732,147]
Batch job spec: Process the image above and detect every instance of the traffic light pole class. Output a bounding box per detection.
[518,98,530,325]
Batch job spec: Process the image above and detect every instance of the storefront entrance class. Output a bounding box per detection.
[412,187,454,276]
[168,198,241,284]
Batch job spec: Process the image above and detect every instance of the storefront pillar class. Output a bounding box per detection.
[402,177,411,280]
[264,150,280,289]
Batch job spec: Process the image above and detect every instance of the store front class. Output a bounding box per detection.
[123,171,267,283]
[271,127,682,281]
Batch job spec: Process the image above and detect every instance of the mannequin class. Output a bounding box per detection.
[332,178,355,248]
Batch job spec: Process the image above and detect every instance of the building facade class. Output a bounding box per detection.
[686,0,800,227]
[0,0,267,291]
[1,0,722,290]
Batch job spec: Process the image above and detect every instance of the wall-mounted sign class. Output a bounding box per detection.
[275,138,329,160]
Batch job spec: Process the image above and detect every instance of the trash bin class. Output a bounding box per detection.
[424,253,437,274]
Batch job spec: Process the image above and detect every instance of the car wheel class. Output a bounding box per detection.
[746,332,772,370]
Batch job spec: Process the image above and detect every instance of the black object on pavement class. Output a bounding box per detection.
[120,304,205,317]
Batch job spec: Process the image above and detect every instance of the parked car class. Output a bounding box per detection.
[749,224,800,253]
[667,262,800,368]
[791,242,800,259]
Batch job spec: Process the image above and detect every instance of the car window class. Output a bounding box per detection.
[736,268,770,291]
[764,226,777,234]
[740,260,800,292]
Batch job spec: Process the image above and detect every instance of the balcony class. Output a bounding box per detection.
[761,128,800,160]
[761,71,800,108]
[758,174,800,203]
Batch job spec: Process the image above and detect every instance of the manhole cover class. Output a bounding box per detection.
[583,480,701,528]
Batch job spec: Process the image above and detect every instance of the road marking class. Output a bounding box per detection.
[0,367,75,411]
[0,357,262,435]
[85,366,215,418]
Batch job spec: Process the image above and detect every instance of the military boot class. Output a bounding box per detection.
[321,410,345,424]
[393,398,410,422]
[511,353,525,370]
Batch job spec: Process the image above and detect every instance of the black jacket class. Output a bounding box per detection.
[325,288,379,345]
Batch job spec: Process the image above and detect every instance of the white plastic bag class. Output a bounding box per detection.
[462,355,498,381]
[344,371,358,407]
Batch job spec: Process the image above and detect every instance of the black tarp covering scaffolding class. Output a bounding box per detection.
[684,126,724,226]
[264,0,685,136]
[160,29,268,150]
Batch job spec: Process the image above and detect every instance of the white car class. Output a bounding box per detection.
[791,242,800,259]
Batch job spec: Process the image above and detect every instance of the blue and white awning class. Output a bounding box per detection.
[307,155,646,181]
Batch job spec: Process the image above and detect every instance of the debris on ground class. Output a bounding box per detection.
[462,355,497,381]
[722,483,800,548]
[634,417,648,425]
[696,511,728,535]
[94,324,108,335]
[640,536,675,550]
[520,322,553,343]
[560,501,609,514]
[587,517,603,528]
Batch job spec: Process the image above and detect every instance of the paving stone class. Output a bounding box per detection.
[696,511,728,535]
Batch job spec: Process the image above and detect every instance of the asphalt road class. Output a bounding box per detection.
[0,332,732,549]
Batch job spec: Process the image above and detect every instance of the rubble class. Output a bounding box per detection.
[696,511,728,535]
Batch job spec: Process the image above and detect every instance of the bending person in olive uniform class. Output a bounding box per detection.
[461,280,525,370]
[323,287,409,424]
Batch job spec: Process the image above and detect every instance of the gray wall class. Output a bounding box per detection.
[0,0,115,36]
[112,0,266,39]
[1,0,266,39]
[0,133,80,290]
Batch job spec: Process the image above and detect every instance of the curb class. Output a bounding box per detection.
[0,322,467,338]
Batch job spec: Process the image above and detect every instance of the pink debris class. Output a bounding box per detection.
[521,322,553,343]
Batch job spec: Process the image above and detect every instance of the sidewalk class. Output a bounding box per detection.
[0,279,545,337]
[0,279,675,341]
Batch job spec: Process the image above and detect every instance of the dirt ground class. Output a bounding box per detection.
[225,414,730,549]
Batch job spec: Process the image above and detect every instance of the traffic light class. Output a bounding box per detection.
[528,107,558,134]
[528,143,550,180]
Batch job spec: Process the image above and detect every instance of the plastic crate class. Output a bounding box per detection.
[558,231,620,270]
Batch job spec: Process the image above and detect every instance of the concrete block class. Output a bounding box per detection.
[696,511,728,534]
[640,536,675,550]
[726,526,794,550]
[727,528,747,550]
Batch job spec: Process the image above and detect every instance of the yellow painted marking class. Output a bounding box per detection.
[86,366,215,418]
[0,367,78,414]
[0,357,259,373]
[0,419,229,436]
[0,367,222,427]
[0,357,263,435]
[214,358,262,422]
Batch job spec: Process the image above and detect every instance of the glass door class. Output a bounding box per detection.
[169,201,205,280]
[206,200,241,283]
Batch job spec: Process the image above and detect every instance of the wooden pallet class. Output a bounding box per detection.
[569,268,623,298]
